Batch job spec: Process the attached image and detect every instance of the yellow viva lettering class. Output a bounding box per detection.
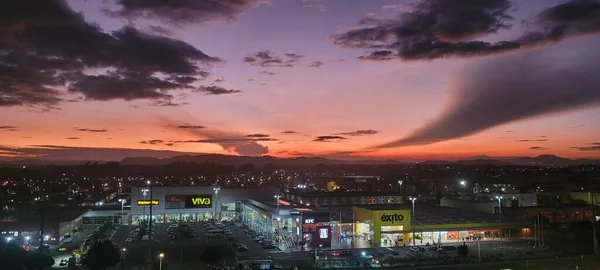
[191,198,211,205]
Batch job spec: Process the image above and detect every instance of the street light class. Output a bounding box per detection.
[495,196,503,239]
[158,253,164,270]
[141,188,149,225]
[409,197,417,246]
[213,187,221,220]
[460,180,466,186]
[118,199,126,224]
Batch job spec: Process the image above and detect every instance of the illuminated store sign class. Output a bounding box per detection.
[319,228,329,239]
[184,195,213,208]
[305,218,315,224]
[137,200,159,206]
[380,213,404,224]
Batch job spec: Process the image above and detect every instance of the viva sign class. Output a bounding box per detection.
[380,213,404,224]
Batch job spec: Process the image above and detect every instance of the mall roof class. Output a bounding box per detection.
[287,190,403,197]
[355,203,517,225]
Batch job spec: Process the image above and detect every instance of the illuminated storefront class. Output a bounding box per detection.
[353,207,412,246]
[352,205,530,247]
[300,212,331,248]
[130,186,281,225]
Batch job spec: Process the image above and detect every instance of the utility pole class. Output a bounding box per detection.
[409,197,416,245]
[496,196,503,240]
[540,212,544,247]
[38,201,45,251]
[147,181,153,270]
[477,237,481,262]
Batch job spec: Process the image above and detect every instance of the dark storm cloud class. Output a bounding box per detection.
[107,0,263,26]
[243,51,305,67]
[69,71,186,101]
[332,0,600,61]
[178,125,206,129]
[66,137,79,140]
[259,71,276,76]
[139,140,163,145]
[375,35,600,148]
[309,61,325,68]
[76,128,108,133]
[0,126,17,131]
[246,134,270,138]
[335,129,379,136]
[0,0,222,108]
[515,139,548,142]
[529,146,547,150]
[314,136,347,142]
[196,85,242,95]
[571,142,600,151]
[232,141,269,156]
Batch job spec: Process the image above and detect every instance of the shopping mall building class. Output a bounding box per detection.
[129,186,282,225]
[125,186,531,248]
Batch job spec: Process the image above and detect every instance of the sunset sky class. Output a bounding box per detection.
[1,0,600,161]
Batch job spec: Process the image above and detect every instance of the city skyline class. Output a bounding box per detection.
[1,0,600,161]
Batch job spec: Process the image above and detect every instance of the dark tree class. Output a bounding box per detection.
[81,240,121,270]
[0,240,54,270]
[201,248,222,265]
[24,253,55,270]
[0,241,28,270]
[457,244,469,258]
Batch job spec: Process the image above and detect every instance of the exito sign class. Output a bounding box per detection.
[184,195,213,208]
[380,213,404,224]
[137,200,159,206]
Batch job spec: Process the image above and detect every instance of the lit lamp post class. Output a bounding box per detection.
[158,253,164,270]
[118,199,126,225]
[274,194,282,243]
[409,197,417,246]
[141,188,149,225]
[495,196,503,239]
[121,247,127,268]
[213,187,221,220]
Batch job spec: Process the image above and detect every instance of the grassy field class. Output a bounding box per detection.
[410,256,600,270]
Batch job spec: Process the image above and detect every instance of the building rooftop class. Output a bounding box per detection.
[354,203,519,225]
[287,190,403,197]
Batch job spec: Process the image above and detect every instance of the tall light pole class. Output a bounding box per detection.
[213,187,221,220]
[158,253,164,270]
[274,195,282,243]
[495,196,503,239]
[141,189,149,225]
[409,197,416,246]
[119,199,125,225]
[146,181,154,270]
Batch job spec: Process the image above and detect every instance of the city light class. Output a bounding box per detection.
[460,180,466,186]
[6,237,12,242]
